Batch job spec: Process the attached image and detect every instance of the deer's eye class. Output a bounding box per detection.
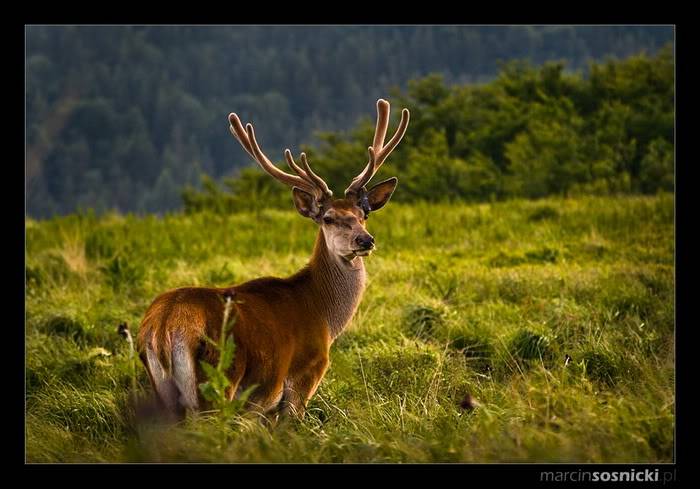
[323,216,334,225]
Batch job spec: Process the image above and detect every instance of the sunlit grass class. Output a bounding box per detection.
[25,194,674,462]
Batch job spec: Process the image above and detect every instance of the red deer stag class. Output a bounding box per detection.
[137,99,410,420]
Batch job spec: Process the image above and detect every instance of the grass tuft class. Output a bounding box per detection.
[403,304,447,340]
[509,329,554,362]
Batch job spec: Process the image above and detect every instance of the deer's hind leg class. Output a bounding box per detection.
[144,347,183,419]
[171,332,200,412]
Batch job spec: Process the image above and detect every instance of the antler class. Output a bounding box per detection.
[344,99,410,198]
[228,113,333,201]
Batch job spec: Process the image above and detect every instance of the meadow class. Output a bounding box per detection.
[25,194,675,463]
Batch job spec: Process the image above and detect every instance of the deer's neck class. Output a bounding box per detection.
[306,230,367,340]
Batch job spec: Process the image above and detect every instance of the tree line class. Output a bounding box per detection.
[26,25,672,217]
[183,44,674,213]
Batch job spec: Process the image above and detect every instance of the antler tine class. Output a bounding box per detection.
[346,99,390,195]
[245,123,315,192]
[300,153,333,198]
[373,99,391,152]
[345,147,376,197]
[374,107,410,167]
[228,113,256,159]
[284,149,333,200]
[345,100,410,197]
[228,112,320,196]
[284,149,310,179]
[229,112,333,200]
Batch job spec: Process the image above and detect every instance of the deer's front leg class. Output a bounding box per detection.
[278,356,329,419]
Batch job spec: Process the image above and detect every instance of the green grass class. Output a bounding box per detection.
[25,194,675,462]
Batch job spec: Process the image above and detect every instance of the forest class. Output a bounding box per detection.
[184,46,674,213]
[26,26,673,217]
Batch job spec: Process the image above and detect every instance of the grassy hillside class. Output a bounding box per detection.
[25,194,674,462]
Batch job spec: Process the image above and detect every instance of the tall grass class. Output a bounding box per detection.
[25,194,674,462]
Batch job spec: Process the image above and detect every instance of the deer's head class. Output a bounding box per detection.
[228,99,409,262]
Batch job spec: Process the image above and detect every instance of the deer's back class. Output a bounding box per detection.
[137,286,228,369]
[136,278,327,374]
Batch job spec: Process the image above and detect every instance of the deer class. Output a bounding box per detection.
[136,99,410,422]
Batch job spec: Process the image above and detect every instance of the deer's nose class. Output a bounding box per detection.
[355,234,375,250]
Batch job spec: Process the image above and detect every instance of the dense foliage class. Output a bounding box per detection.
[184,45,674,212]
[25,195,674,462]
[26,26,673,217]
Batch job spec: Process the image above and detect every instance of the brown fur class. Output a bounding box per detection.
[136,202,370,418]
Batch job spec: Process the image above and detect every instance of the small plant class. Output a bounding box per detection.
[198,295,256,420]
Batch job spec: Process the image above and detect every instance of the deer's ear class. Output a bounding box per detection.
[292,187,322,221]
[365,177,398,212]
